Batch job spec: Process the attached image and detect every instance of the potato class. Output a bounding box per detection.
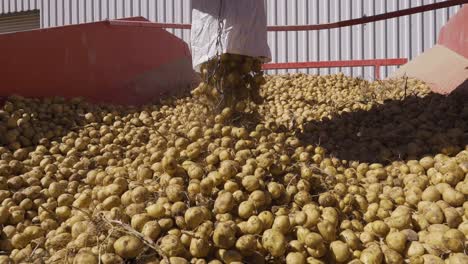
[304,232,323,249]
[100,253,124,264]
[166,184,184,202]
[360,245,383,264]
[125,203,146,217]
[11,233,29,249]
[317,220,336,241]
[446,253,468,264]
[235,234,257,255]
[0,206,10,224]
[73,252,98,264]
[238,201,255,219]
[339,229,360,250]
[380,245,403,264]
[295,226,310,244]
[272,215,290,234]
[421,254,444,264]
[322,207,339,225]
[160,235,185,257]
[0,256,11,263]
[306,243,327,258]
[190,238,211,258]
[444,207,462,228]
[443,229,465,252]
[330,241,350,263]
[146,203,166,219]
[72,233,97,248]
[267,182,284,199]
[442,188,464,207]
[185,207,208,229]
[249,190,270,208]
[423,203,444,224]
[113,236,144,259]
[131,213,152,231]
[286,252,306,264]
[131,186,149,203]
[0,73,462,262]
[405,241,424,258]
[168,257,189,264]
[196,221,214,240]
[423,231,446,255]
[360,231,376,245]
[258,211,274,230]
[318,192,337,207]
[142,221,161,241]
[213,221,237,249]
[385,232,407,253]
[371,220,389,237]
[214,192,235,214]
[293,211,307,226]
[303,206,320,228]
[102,195,121,210]
[262,229,286,257]
[458,221,468,237]
[46,233,72,252]
[23,226,44,240]
[421,186,441,202]
[11,245,32,263]
[216,249,242,263]
[242,175,261,192]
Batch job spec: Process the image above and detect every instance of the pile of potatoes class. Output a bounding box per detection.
[192,53,266,112]
[0,73,467,264]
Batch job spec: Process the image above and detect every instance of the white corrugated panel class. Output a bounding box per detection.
[0,9,39,34]
[0,0,463,79]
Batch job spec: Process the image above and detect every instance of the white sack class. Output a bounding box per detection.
[191,0,272,72]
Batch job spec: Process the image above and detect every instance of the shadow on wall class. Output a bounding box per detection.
[297,92,468,164]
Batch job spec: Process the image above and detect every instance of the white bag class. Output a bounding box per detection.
[190,0,272,72]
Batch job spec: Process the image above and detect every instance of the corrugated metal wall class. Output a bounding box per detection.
[0,0,463,79]
[0,9,39,33]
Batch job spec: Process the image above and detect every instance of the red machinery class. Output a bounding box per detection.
[391,5,468,95]
[0,17,197,105]
[0,2,466,105]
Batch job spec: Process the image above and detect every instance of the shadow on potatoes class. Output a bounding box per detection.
[297,92,468,164]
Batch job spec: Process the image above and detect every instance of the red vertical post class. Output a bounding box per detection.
[374,64,381,80]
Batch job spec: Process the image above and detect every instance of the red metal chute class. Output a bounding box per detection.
[0,17,197,105]
[391,5,468,95]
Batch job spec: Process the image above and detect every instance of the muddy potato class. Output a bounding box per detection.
[272,215,290,234]
[317,220,336,242]
[360,245,383,264]
[286,252,306,264]
[446,253,468,264]
[190,238,211,258]
[101,253,125,264]
[73,252,98,264]
[113,235,144,259]
[385,232,407,253]
[330,241,351,263]
[214,192,235,214]
[339,229,360,250]
[0,74,462,263]
[262,229,286,257]
[142,221,162,241]
[213,221,237,249]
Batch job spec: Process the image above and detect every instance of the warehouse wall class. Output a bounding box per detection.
[0,0,463,79]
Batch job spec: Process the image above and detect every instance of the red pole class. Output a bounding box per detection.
[111,0,468,31]
[262,59,408,70]
[374,64,381,80]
